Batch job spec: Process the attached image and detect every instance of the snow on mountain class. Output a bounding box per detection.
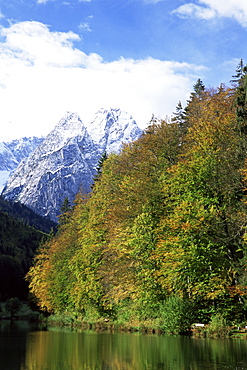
[0,171,11,193]
[87,108,143,153]
[0,136,44,192]
[2,109,143,222]
[4,137,44,165]
[2,112,97,222]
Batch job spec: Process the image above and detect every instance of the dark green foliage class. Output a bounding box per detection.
[172,101,186,126]
[58,197,72,227]
[230,60,247,133]
[91,151,108,188]
[0,210,45,300]
[230,60,247,158]
[0,196,57,233]
[0,255,24,300]
[231,59,246,85]
[4,297,21,318]
[193,78,205,96]
[159,296,194,334]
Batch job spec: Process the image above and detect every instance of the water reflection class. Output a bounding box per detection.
[0,321,247,369]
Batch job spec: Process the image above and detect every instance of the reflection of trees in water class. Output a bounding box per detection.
[0,321,30,370]
[1,323,247,369]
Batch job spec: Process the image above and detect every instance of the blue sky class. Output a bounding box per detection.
[0,0,247,140]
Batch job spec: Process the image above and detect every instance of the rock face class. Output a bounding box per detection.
[87,108,143,153]
[0,137,44,192]
[2,109,143,222]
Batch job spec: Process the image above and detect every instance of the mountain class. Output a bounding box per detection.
[0,137,44,192]
[87,108,143,153]
[2,109,143,222]
[0,195,57,233]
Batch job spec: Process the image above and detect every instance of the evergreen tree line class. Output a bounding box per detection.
[27,61,247,330]
[0,211,46,300]
[0,196,57,233]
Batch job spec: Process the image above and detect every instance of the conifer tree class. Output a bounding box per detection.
[192,78,205,98]
[231,59,246,86]
[91,151,108,188]
[232,60,247,135]
[172,101,186,127]
[58,197,72,227]
[184,78,206,130]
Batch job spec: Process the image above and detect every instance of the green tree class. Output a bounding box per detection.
[172,101,186,127]
[5,297,21,318]
[232,60,247,136]
[231,59,246,85]
[159,295,194,333]
[58,197,72,226]
[96,120,182,318]
[26,77,247,325]
[155,86,246,320]
[91,151,108,189]
[27,193,91,314]
[192,78,205,97]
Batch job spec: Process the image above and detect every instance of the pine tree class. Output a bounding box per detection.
[232,60,247,135]
[172,101,187,140]
[231,59,246,86]
[58,197,72,226]
[184,78,206,127]
[91,151,108,189]
[193,78,205,97]
[172,101,186,127]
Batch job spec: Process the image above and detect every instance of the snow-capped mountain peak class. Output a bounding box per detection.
[53,111,84,135]
[1,108,143,221]
[37,112,87,155]
[87,108,143,153]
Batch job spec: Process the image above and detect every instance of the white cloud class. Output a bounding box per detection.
[173,0,247,27]
[37,0,50,4]
[0,21,202,141]
[79,22,92,32]
[173,3,216,20]
[0,21,89,67]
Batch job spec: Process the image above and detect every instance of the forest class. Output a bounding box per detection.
[26,61,247,332]
[0,210,45,300]
[0,196,57,233]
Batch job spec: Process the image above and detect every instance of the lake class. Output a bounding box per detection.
[0,320,247,369]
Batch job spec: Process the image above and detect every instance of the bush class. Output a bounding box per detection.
[83,306,101,323]
[159,295,195,334]
[206,314,231,337]
[5,297,21,318]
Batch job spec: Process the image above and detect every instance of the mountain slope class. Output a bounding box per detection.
[0,137,44,192]
[2,109,143,222]
[0,196,57,233]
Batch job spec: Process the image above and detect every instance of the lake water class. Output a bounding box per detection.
[1,321,247,369]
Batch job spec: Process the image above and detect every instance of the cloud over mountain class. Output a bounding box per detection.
[0,20,201,141]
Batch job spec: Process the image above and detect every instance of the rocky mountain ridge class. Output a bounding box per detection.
[0,137,44,192]
[2,108,143,222]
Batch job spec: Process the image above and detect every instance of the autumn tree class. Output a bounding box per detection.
[154,86,247,321]
[27,76,247,325]
[96,119,182,319]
